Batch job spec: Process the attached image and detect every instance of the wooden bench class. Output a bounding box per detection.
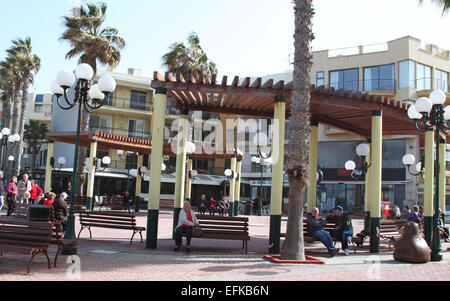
[379,219,409,250]
[11,203,31,218]
[281,218,339,250]
[109,196,125,211]
[66,196,86,212]
[183,215,250,253]
[0,218,53,274]
[160,199,174,209]
[77,211,145,244]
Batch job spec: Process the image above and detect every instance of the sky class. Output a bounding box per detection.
[0,0,449,93]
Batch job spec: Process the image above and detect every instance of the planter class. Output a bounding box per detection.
[263,255,325,264]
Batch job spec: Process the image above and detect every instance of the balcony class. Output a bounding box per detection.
[89,126,151,140]
[100,97,153,113]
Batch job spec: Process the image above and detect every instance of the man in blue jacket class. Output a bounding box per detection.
[307,207,339,257]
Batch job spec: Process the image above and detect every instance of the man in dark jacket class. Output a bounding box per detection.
[53,192,69,230]
[307,207,339,257]
[327,205,353,256]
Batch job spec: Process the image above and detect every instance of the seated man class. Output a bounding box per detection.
[122,191,134,213]
[208,197,218,215]
[327,205,353,256]
[438,208,449,242]
[217,196,229,216]
[307,207,339,257]
[198,194,208,215]
[406,206,422,224]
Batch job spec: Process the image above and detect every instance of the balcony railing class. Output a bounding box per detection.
[89,126,151,140]
[103,96,152,112]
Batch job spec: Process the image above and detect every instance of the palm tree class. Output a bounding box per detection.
[162,32,218,82]
[60,1,126,195]
[419,0,450,13]
[23,120,48,177]
[0,60,16,130]
[7,37,41,177]
[280,0,315,261]
[162,32,218,141]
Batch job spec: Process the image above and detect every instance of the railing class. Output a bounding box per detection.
[88,126,151,140]
[102,96,152,112]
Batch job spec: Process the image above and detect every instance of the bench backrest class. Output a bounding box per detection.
[283,218,335,234]
[380,219,408,233]
[0,218,53,249]
[79,212,137,227]
[12,203,30,218]
[196,215,249,236]
[160,199,174,209]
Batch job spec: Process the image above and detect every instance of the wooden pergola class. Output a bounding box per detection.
[152,72,419,137]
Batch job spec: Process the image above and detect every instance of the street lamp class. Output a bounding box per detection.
[406,89,449,262]
[117,150,134,194]
[95,156,111,171]
[0,128,21,178]
[344,143,371,180]
[252,131,272,216]
[51,63,116,255]
[402,154,425,177]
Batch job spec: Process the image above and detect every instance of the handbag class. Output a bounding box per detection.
[192,225,202,238]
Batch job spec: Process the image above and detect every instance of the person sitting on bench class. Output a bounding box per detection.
[327,205,353,256]
[53,192,69,230]
[438,208,449,242]
[198,194,207,215]
[207,197,218,215]
[174,201,199,252]
[307,207,339,257]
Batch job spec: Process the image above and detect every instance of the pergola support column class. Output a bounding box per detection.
[364,141,372,231]
[234,158,242,216]
[146,88,167,249]
[307,120,319,214]
[228,156,237,216]
[45,141,54,193]
[424,128,435,245]
[173,112,189,236]
[86,139,97,212]
[370,110,382,253]
[269,95,286,255]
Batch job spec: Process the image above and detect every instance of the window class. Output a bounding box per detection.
[35,94,44,103]
[399,60,415,89]
[363,64,394,91]
[316,72,324,87]
[34,104,43,113]
[89,115,112,133]
[435,69,448,92]
[130,90,147,110]
[416,63,431,90]
[128,119,145,139]
[330,68,359,92]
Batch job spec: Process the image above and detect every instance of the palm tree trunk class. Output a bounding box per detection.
[1,98,12,130]
[14,79,30,177]
[280,0,314,261]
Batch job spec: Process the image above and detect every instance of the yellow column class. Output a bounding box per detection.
[370,110,382,253]
[44,141,54,192]
[185,157,193,202]
[228,156,237,216]
[364,142,372,231]
[146,88,167,249]
[173,112,189,234]
[136,154,144,197]
[307,121,319,213]
[86,140,97,211]
[424,129,435,245]
[439,138,446,218]
[269,95,286,254]
[234,158,242,216]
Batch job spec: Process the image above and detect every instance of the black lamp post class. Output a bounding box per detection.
[252,128,272,217]
[406,90,449,262]
[117,150,133,194]
[51,64,116,255]
[0,128,21,179]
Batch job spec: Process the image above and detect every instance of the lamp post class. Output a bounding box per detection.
[51,63,116,255]
[344,143,371,180]
[8,156,14,179]
[224,168,234,211]
[252,131,272,216]
[406,90,449,262]
[117,150,133,193]
[0,128,21,178]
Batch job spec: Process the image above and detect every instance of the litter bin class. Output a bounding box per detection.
[28,205,51,222]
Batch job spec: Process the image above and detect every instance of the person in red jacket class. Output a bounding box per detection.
[29,179,43,205]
